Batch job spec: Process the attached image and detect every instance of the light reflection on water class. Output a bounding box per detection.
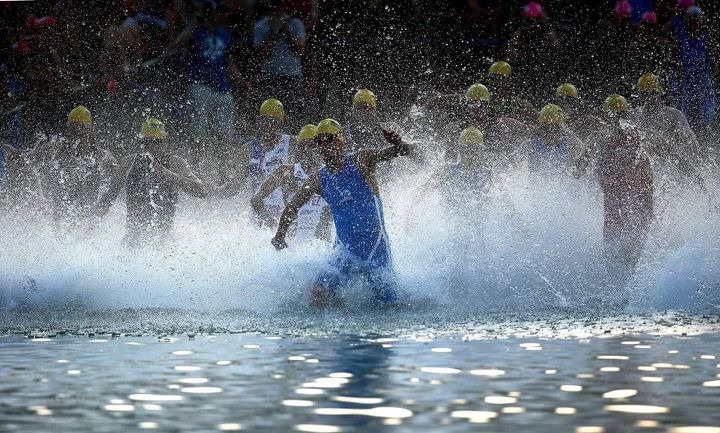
[1,330,720,432]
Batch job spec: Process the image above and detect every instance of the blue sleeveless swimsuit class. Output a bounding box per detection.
[314,155,397,304]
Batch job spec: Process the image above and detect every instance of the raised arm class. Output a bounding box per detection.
[251,164,291,226]
[163,156,208,198]
[272,172,321,249]
[357,128,412,173]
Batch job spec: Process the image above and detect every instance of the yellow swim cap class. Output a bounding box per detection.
[637,72,660,93]
[489,61,512,76]
[298,124,318,141]
[316,118,343,141]
[67,105,91,125]
[352,89,378,109]
[141,117,168,140]
[466,83,491,103]
[259,98,285,121]
[459,127,484,145]
[555,83,579,99]
[538,103,566,125]
[603,94,629,113]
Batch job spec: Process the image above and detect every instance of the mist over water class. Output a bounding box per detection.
[1,132,719,319]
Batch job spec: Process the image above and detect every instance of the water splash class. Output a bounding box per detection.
[1,134,719,317]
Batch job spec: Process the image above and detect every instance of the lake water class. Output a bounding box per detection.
[1,310,719,432]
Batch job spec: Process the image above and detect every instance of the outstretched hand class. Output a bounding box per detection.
[381,128,402,146]
[271,236,288,251]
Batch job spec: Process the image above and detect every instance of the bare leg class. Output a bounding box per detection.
[309,285,335,310]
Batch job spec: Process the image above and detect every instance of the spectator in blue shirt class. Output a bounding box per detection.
[254,0,307,131]
[165,2,256,182]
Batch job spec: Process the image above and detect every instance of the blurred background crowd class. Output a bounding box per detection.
[1,0,718,154]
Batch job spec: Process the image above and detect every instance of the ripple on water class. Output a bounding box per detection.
[177,378,208,384]
[484,396,517,405]
[314,407,413,418]
[296,388,324,395]
[282,400,315,407]
[420,367,461,374]
[555,407,577,415]
[180,386,223,394]
[295,425,341,433]
[129,394,183,402]
[217,423,243,431]
[560,385,582,392]
[669,428,720,433]
[104,404,134,412]
[173,366,202,372]
[602,389,637,399]
[332,396,383,405]
[450,410,498,423]
[470,369,505,377]
[605,405,669,414]
[502,407,526,414]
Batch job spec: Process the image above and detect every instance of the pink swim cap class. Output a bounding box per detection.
[677,0,695,10]
[614,0,632,19]
[641,11,658,24]
[523,2,545,19]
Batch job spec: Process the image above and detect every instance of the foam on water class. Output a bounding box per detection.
[1,135,719,317]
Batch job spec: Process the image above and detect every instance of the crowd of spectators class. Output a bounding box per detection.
[1,0,718,155]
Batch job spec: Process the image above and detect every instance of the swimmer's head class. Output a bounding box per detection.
[465,83,491,126]
[140,117,169,152]
[488,61,512,94]
[315,118,345,164]
[141,117,168,140]
[636,73,661,109]
[554,83,580,116]
[298,124,318,144]
[66,105,92,142]
[258,98,284,143]
[602,94,630,125]
[294,124,320,166]
[538,103,565,140]
[352,89,379,124]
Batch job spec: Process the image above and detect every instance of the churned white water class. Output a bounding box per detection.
[1,137,718,315]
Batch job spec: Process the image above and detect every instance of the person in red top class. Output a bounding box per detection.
[596,94,654,288]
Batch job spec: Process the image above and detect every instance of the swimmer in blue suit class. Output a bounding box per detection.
[272,118,412,309]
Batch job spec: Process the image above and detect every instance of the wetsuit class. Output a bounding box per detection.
[314,155,397,304]
[249,134,290,218]
[125,154,179,246]
[599,133,654,274]
[528,136,572,175]
[44,146,106,222]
